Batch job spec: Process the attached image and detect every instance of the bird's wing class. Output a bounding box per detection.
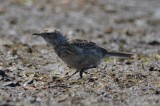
[69,39,96,48]
[69,39,109,57]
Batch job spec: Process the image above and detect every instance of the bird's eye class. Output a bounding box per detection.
[46,33,50,35]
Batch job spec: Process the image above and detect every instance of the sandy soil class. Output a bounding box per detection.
[0,0,160,106]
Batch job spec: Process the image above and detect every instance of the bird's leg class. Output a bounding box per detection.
[83,66,97,74]
[79,70,84,79]
[66,70,79,79]
[67,66,97,79]
[83,71,88,74]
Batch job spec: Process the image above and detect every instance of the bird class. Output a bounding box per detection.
[32,28,134,79]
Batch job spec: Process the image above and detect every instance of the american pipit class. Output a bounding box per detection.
[33,28,134,79]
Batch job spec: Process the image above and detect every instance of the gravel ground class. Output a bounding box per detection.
[0,0,160,106]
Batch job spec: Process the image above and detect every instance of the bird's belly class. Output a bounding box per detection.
[59,53,101,70]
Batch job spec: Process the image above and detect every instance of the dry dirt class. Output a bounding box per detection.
[0,0,160,106]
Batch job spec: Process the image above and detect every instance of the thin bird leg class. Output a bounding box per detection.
[83,71,88,74]
[83,66,97,74]
[67,70,79,79]
[67,66,97,79]
[79,70,84,78]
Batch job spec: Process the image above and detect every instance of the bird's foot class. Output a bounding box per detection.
[66,70,79,80]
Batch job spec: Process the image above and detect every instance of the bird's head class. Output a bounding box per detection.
[32,28,68,46]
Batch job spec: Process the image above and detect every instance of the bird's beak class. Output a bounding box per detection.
[32,33,42,36]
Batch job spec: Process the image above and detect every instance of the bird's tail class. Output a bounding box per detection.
[106,52,135,58]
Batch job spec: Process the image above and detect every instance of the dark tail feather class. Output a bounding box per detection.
[106,52,135,58]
